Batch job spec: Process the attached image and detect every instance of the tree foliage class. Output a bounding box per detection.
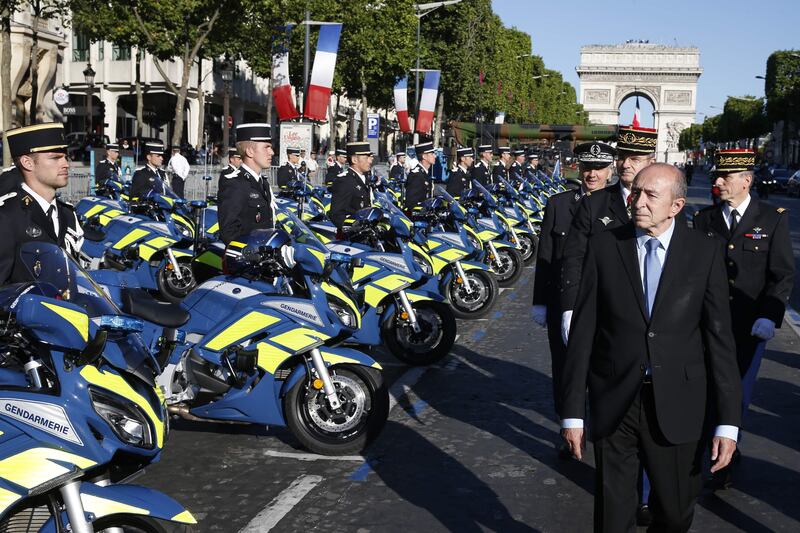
[678,123,702,151]
[764,50,800,126]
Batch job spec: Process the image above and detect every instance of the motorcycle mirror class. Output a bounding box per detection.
[78,329,107,366]
[190,200,207,209]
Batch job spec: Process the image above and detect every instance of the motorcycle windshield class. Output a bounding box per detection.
[277,207,327,252]
[18,242,156,380]
[374,191,409,221]
[498,177,520,199]
[432,185,467,221]
[471,180,498,208]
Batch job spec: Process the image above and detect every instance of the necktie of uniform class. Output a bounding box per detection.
[644,237,662,318]
[729,209,739,235]
[46,205,56,235]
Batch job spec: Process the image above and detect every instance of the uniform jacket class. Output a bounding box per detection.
[130,165,167,199]
[389,163,406,182]
[95,159,121,186]
[277,162,298,189]
[404,163,432,211]
[692,197,794,335]
[0,185,82,284]
[217,168,275,244]
[329,168,372,229]
[326,162,344,187]
[561,222,742,443]
[532,188,583,311]
[471,160,491,187]
[446,166,471,198]
[491,161,508,185]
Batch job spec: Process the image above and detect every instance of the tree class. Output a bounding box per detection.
[718,96,767,145]
[702,114,721,145]
[1,0,22,165]
[764,50,800,126]
[678,123,702,151]
[26,1,70,125]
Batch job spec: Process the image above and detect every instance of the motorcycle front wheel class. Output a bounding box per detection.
[286,365,389,456]
[156,261,196,303]
[446,269,498,319]
[516,233,537,265]
[490,247,523,287]
[382,301,457,365]
[93,515,196,532]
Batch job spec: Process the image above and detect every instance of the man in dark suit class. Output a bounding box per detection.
[508,148,526,182]
[325,148,347,188]
[389,149,407,183]
[216,147,241,205]
[445,147,473,197]
[532,141,615,420]
[218,123,276,244]
[0,123,83,284]
[693,149,794,487]
[471,144,493,187]
[491,146,511,185]
[560,125,659,340]
[329,142,373,230]
[277,147,301,189]
[561,163,741,533]
[404,141,436,212]
[130,141,167,199]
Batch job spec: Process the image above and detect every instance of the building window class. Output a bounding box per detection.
[98,40,104,60]
[112,44,131,61]
[73,31,89,61]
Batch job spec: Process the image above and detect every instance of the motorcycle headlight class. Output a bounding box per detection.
[329,298,357,328]
[90,389,154,449]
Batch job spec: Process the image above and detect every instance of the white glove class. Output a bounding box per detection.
[561,310,573,346]
[532,305,547,327]
[751,318,775,341]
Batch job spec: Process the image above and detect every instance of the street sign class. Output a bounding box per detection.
[53,88,69,106]
[367,113,380,139]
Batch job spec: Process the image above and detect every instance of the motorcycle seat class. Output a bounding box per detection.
[122,288,190,328]
[83,226,106,242]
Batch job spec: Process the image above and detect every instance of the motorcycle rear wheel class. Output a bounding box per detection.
[286,365,388,456]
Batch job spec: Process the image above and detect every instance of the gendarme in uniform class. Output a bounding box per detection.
[0,123,83,285]
[277,147,300,189]
[446,147,473,198]
[405,141,435,211]
[329,142,373,230]
[130,141,168,199]
[94,143,121,188]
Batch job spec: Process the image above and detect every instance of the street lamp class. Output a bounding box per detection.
[83,63,96,133]
[413,1,461,130]
[220,57,234,163]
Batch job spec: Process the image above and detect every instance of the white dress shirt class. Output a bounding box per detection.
[21,183,58,236]
[563,218,738,441]
[722,193,751,230]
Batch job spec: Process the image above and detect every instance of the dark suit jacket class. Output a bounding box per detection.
[404,163,431,211]
[130,166,166,198]
[446,166,471,198]
[217,169,274,244]
[560,222,742,444]
[471,160,490,187]
[532,188,583,311]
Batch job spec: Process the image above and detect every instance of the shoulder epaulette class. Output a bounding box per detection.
[135,166,145,171]
[337,170,348,177]
[1,165,14,173]
[694,210,700,217]
[224,169,239,179]
[56,197,75,209]
[0,191,17,207]
[777,207,786,214]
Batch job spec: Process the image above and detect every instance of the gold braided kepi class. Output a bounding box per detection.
[616,125,658,154]
[715,149,755,173]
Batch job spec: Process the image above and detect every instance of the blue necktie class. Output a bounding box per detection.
[644,237,662,318]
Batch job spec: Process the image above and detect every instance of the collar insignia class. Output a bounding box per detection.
[753,227,762,233]
[22,195,33,207]
[26,225,42,238]
[33,260,41,277]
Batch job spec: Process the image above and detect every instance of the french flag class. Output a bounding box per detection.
[304,23,342,121]
[632,96,641,128]
[394,77,411,133]
[415,70,440,135]
[272,43,299,121]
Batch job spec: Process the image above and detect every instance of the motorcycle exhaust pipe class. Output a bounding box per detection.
[167,404,248,424]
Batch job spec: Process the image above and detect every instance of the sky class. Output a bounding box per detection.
[492,0,799,128]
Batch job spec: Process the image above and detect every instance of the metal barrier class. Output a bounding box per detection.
[62,162,390,204]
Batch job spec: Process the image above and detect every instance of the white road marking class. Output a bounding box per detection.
[784,308,800,339]
[262,450,364,462]
[388,366,427,412]
[239,474,323,532]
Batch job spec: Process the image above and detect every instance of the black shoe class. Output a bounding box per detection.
[636,504,652,527]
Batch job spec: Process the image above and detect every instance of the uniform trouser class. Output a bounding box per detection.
[740,340,767,431]
[593,384,703,533]
[172,177,185,198]
[545,310,566,417]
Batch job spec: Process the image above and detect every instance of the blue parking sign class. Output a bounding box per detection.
[367,113,380,139]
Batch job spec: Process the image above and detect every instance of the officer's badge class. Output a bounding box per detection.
[249,192,259,199]
[32,260,41,278]
[26,225,42,238]
[777,208,786,214]
[148,177,154,182]
[356,185,362,190]
[753,227,762,233]
[574,192,581,201]
[599,216,613,226]
[22,195,32,207]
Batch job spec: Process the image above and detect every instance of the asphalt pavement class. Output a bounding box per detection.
[138,173,800,532]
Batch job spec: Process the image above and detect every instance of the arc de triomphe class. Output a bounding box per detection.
[577,43,702,164]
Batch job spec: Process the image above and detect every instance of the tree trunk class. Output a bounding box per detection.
[433,92,444,148]
[327,93,336,153]
[135,51,143,137]
[196,58,205,149]
[360,74,368,141]
[170,58,193,148]
[1,10,13,166]
[28,15,39,125]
